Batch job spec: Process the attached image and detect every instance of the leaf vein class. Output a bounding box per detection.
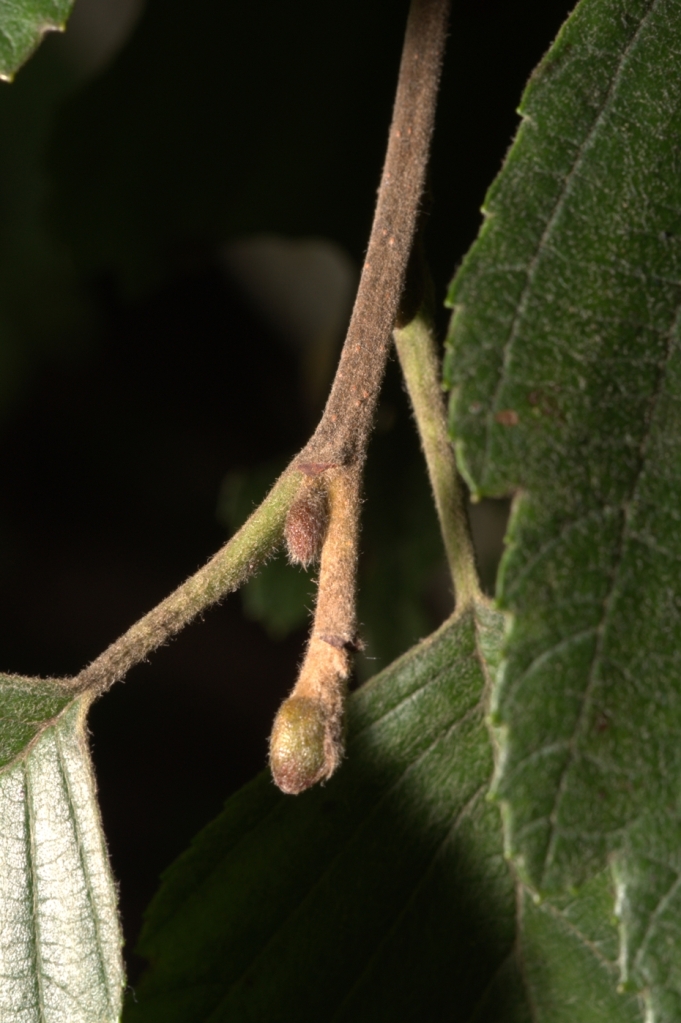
[502,506,616,601]
[539,896,619,972]
[500,626,598,712]
[24,758,47,1023]
[54,726,116,1018]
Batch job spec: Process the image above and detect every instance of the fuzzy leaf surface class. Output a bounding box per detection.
[0,678,123,1023]
[0,0,73,79]
[125,608,642,1023]
[445,0,681,1013]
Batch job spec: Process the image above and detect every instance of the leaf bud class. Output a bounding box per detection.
[285,486,329,568]
[269,696,333,794]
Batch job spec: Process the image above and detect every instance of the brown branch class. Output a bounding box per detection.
[270,0,451,792]
[299,0,451,469]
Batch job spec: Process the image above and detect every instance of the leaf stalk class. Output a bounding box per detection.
[394,309,481,608]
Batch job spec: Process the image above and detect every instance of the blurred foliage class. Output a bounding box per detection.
[47,0,411,293]
[0,0,575,413]
[43,0,576,295]
[0,40,86,414]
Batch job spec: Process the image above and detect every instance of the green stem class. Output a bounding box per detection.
[393,310,481,608]
[74,470,303,694]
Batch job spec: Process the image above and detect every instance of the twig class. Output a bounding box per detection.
[269,0,451,791]
[270,467,360,793]
[298,0,451,470]
[74,471,302,693]
[67,0,450,699]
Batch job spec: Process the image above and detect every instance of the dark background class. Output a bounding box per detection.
[0,0,573,981]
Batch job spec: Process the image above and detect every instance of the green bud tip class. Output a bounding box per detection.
[269,696,328,795]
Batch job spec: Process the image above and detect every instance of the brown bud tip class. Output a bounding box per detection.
[269,697,333,794]
[285,487,329,568]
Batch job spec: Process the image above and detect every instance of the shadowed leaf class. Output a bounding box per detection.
[124,607,642,1022]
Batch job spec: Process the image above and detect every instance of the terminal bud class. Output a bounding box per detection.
[269,696,331,794]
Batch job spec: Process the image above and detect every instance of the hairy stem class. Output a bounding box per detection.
[270,467,360,793]
[394,309,480,608]
[74,471,302,693]
[64,0,450,699]
[298,0,450,470]
[268,0,451,792]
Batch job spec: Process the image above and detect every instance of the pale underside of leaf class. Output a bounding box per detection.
[0,694,123,1023]
[446,0,681,1014]
[123,607,642,1023]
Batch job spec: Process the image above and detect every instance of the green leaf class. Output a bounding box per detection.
[445,0,681,1012]
[0,0,74,80]
[614,811,681,1023]
[124,607,642,1023]
[0,677,123,1022]
[520,871,641,1023]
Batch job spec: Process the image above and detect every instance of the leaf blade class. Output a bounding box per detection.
[615,812,681,1023]
[445,0,681,1013]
